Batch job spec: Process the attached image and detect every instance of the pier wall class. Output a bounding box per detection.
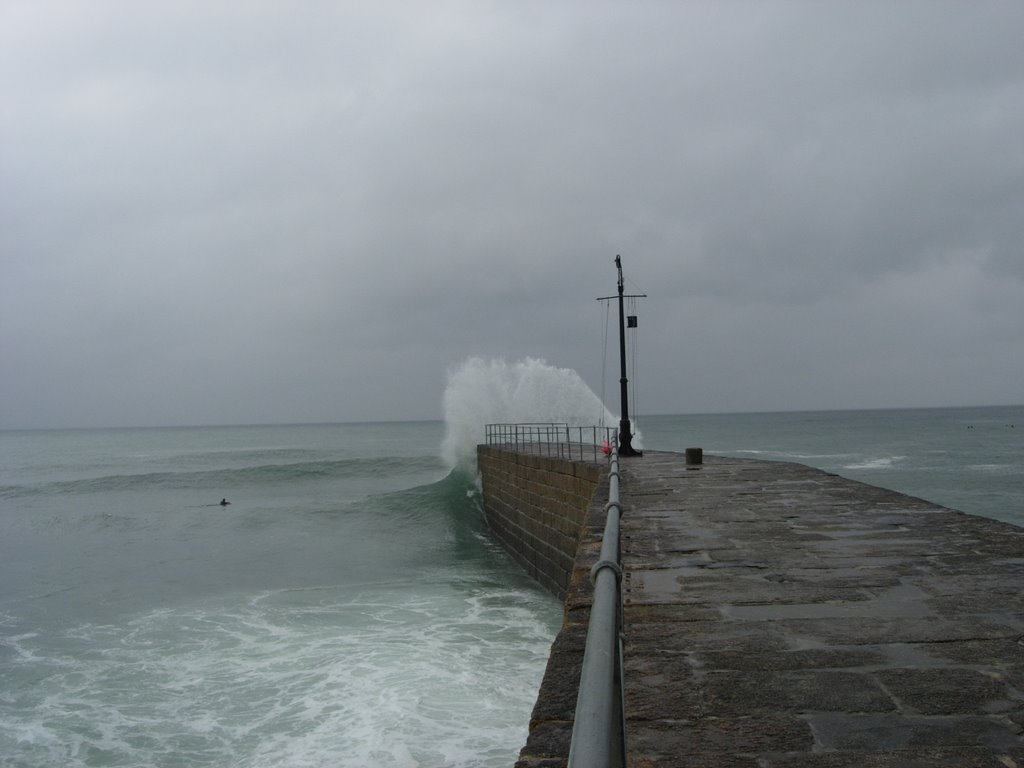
[477,444,612,766]
[476,445,603,598]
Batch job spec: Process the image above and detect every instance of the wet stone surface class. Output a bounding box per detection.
[620,453,1024,767]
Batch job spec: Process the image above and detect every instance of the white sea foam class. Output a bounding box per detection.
[735,449,855,461]
[1,585,557,768]
[843,456,905,470]
[441,357,618,470]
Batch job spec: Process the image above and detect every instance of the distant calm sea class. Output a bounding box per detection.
[636,405,1023,528]
[2,400,1021,767]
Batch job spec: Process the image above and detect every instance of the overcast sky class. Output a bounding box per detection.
[2,1,1022,429]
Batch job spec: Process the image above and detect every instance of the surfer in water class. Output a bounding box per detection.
[220,498,230,506]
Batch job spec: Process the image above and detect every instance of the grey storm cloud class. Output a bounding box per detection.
[1,0,1022,429]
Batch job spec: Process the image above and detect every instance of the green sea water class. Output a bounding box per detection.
[1,393,1020,767]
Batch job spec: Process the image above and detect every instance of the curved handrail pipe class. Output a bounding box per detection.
[567,435,626,767]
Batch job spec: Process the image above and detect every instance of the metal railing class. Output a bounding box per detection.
[484,422,617,464]
[568,432,626,767]
[483,421,627,764]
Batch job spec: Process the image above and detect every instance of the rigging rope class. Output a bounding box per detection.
[600,299,610,426]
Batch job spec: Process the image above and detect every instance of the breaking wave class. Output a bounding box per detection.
[440,357,618,471]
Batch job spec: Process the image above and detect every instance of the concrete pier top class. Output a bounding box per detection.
[620,452,1024,767]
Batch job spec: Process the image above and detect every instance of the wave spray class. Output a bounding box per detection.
[441,357,620,470]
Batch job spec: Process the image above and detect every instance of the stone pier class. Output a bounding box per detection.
[483,448,1024,767]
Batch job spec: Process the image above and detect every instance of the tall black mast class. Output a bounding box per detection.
[599,255,645,456]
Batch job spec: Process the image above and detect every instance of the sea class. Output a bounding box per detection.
[1,360,1021,767]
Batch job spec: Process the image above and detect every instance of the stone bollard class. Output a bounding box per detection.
[685,448,703,468]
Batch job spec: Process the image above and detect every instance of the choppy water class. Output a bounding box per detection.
[2,365,1020,767]
[0,422,561,768]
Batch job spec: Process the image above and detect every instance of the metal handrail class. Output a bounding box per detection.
[568,433,626,767]
[484,423,616,463]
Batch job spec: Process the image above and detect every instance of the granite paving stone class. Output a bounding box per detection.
[619,452,1024,767]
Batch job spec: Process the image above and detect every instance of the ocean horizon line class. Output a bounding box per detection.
[2,402,1020,435]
